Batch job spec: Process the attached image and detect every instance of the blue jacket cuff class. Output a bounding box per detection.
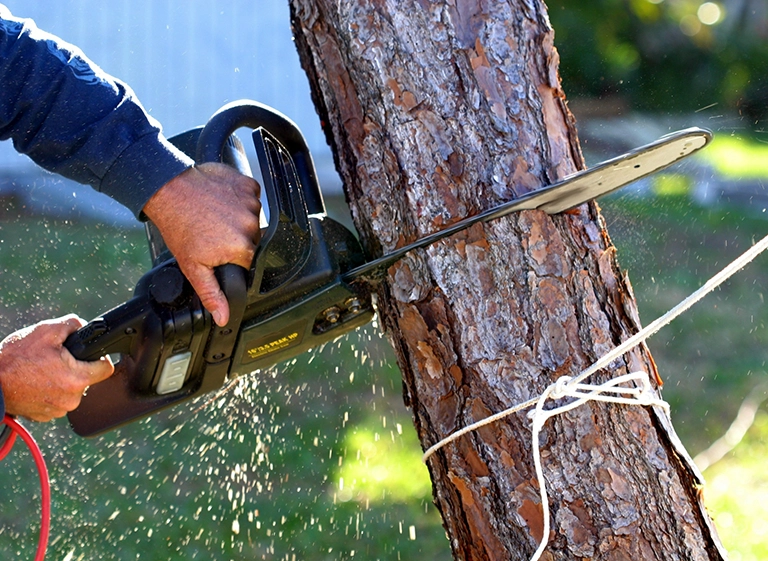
[99,132,194,220]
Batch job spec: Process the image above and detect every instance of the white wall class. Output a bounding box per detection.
[0,1,341,223]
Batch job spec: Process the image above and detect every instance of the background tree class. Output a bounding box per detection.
[290,1,728,559]
[548,0,768,120]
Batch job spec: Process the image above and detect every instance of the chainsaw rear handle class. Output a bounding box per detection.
[64,298,150,362]
[63,262,246,377]
[64,265,247,437]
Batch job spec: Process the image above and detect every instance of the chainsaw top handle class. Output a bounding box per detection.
[196,100,325,216]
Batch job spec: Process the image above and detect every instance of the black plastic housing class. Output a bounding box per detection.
[65,101,374,437]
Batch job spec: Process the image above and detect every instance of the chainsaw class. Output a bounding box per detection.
[64,100,711,437]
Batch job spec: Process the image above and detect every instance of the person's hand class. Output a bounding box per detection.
[0,315,114,422]
[143,163,261,326]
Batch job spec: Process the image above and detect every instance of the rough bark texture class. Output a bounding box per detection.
[289,1,727,559]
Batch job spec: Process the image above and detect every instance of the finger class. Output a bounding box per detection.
[58,313,86,330]
[45,314,86,340]
[232,176,261,210]
[28,315,87,347]
[230,243,256,271]
[61,346,115,385]
[184,264,230,327]
[225,214,260,269]
[26,411,57,423]
[84,356,115,385]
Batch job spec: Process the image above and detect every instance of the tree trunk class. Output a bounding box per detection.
[289,1,727,559]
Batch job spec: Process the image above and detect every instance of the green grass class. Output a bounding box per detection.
[0,214,448,560]
[3,181,768,559]
[0,216,149,330]
[700,135,768,180]
[702,413,768,561]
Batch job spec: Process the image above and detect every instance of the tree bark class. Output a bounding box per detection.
[289,1,727,559]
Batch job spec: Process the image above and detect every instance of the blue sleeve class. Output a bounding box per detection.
[0,5,194,218]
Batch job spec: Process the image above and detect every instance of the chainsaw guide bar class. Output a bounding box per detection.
[345,127,711,283]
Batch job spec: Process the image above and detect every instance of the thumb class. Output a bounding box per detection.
[185,263,230,327]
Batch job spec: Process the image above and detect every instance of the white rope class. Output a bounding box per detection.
[422,232,768,560]
[527,371,668,561]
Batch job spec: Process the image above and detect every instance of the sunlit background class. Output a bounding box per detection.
[1,1,768,559]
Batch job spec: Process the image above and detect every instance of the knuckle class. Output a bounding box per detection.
[42,396,75,419]
[61,377,86,398]
[60,397,82,414]
[196,283,225,305]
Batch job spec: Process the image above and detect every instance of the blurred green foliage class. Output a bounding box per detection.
[601,189,768,454]
[548,0,768,119]
[703,135,768,178]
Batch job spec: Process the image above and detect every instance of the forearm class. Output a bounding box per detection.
[0,6,193,217]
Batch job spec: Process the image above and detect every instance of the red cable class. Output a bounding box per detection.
[2,415,50,561]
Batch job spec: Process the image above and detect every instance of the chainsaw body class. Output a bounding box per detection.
[65,102,375,437]
[64,100,713,437]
